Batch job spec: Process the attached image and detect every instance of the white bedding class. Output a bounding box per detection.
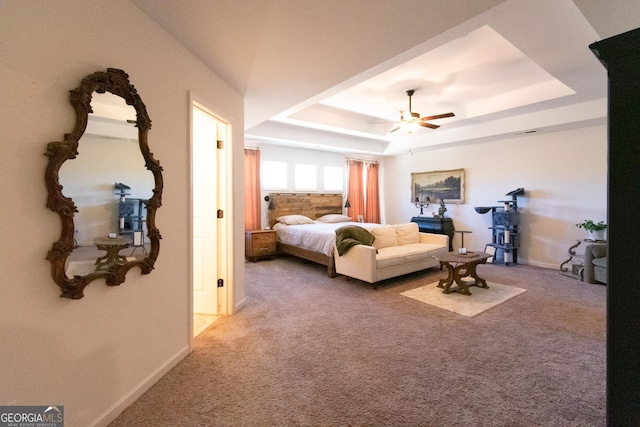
[273,221,381,256]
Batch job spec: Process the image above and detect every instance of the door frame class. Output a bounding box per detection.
[188,93,233,344]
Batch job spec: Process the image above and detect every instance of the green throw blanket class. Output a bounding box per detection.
[335,225,376,256]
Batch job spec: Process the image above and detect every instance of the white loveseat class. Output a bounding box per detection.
[334,222,449,288]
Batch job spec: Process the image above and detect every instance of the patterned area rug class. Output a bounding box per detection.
[401,281,527,317]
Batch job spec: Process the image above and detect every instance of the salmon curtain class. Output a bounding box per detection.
[347,159,365,222]
[244,148,261,230]
[365,162,380,223]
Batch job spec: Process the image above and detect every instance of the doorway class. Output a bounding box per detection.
[191,100,228,336]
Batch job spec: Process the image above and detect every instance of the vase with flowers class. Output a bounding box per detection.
[575,219,607,241]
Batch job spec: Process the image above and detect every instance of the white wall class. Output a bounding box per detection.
[0,2,244,426]
[383,125,608,268]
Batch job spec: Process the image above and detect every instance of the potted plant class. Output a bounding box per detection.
[575,220,607,241]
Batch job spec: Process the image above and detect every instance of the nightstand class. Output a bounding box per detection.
[245,230,277,261]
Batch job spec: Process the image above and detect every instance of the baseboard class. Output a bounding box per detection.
[518,259,559,270]
[89,344,191,427]
[233,296,246,314]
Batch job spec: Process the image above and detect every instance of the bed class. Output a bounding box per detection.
[267,193,379,277]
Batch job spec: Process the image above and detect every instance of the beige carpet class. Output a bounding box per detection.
[110,258,606,426]
[401,280,526,317]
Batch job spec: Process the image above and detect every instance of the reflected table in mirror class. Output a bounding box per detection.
[93,236,131,271]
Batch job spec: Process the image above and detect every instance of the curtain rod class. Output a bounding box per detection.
[244,146,260,150]
[345,157,379,164]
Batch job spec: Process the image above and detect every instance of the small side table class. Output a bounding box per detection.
[560,239,606,280]
[245,230,277,261]
[94,236,130,271]
[434,251,491,296]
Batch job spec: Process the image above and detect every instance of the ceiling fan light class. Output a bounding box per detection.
[401,121,420,134]
[393,90,454,134]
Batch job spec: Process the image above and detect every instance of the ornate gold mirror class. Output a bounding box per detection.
[45,68,163,299]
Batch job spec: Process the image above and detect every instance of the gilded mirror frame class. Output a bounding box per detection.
[45,68,163,299]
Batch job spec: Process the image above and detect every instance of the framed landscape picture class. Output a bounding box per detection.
[411,168,465,204]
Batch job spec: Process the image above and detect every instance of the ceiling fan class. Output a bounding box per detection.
[388,89,455,133]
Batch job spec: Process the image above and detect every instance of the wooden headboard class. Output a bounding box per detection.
[268,193,343,228]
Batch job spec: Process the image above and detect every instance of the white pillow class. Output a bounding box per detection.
[276,215,314,225]
[315,214,352,223]
[395,223,420,245]
[371,226,398,249]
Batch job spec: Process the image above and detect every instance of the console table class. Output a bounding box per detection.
[411,217,454,251]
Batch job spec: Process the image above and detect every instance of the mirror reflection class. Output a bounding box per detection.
[46,68,162,299]
[59,93,154,276]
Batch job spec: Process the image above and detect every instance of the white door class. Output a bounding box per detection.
[192,104,219,314]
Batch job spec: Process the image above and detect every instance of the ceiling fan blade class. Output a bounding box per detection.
[388,124,401,133]
[420,112,455,121]
[420,122,440,129]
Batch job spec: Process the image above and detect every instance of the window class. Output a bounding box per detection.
[262,160,287,189]
[295,164,317,190]
[323,166,343,191]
